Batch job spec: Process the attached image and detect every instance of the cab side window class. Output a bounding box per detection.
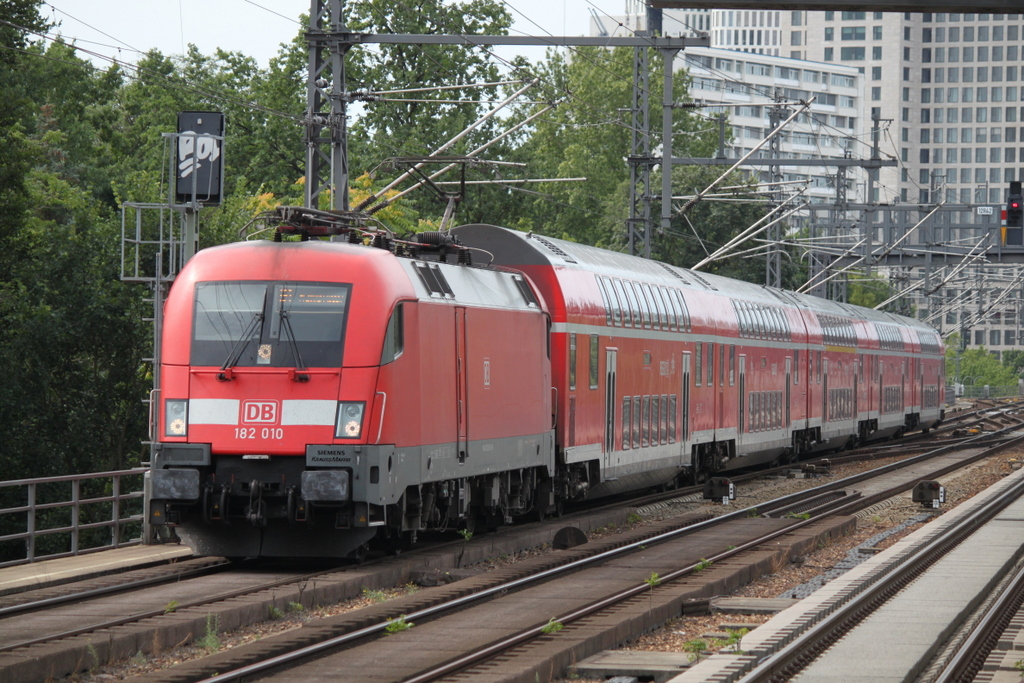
[380,303,404,364]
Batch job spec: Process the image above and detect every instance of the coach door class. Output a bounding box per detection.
[822,359,829,423]
[902,361,907,413]
[681,352,691,443]
[604,348,617,460]
[455,307,468,464]
[738,355,746,436]
[879,359,885,415]
[853,360,859,421]
[785,357,792,427]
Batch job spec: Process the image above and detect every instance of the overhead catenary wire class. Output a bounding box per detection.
[356,79,539,212]
[691,194,810,270]
[674,99,813,219]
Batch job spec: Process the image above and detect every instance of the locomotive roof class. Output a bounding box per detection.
[452,223,938,338]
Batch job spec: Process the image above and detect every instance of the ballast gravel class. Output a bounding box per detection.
[61,444,1019,683]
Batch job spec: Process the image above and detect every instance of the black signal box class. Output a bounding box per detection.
[912,480,945,508]
[703,477,735,504]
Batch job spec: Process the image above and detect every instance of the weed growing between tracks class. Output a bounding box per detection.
[556,452,1019,683]
[59,447,1017,683]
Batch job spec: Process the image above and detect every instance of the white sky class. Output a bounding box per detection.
[44,0,627,70]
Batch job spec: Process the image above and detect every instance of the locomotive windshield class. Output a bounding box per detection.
[191,281,351,368]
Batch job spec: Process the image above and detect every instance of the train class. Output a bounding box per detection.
[147,216,945,559]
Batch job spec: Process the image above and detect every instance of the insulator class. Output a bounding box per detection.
[416,231,455,247]
[348,230,361,244]
[457,248,471,265]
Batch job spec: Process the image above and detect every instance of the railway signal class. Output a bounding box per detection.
[1004,181,1023,246]
[703,477,736,505]
[912,480,946,509]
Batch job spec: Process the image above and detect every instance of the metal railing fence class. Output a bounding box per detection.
[954,384,1023,400]
[0,468,147,568]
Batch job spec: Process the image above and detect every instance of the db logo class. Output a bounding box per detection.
[241,400,279,424]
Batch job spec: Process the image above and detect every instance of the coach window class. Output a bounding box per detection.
[695,343,703,386]
[816,350,822,383]
[720,344,726,386]
[663,395,671,444]
[642,396,651,447]
[589,334,599,389]
[569,333,577,391]
[639,284,655,329]
[622,398,631,450]
[672,290,687,331]
[729,345,736,386]
[632,397,641,448]
[707,343,715,386]
[380,302,405,364]
[679,291,693,331]
[652,395,660,444]
[606,280,624,327]
[794,349,800,384]
[636,283,652,329]
[624,281,642,327]
[651,285,667,329]
[596,277,614,326]
[606,280,622,327]
[657,287,673,331]
[658,287,675,330]
[655,287,670,330]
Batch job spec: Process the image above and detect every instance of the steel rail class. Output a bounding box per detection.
[186,426,1020,683]
[932,551,1024,683]
[735,437,1024,683]
[0,561,364,654]
[0,557,231,619]
[402,431,1024,683]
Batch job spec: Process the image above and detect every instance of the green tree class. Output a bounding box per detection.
[343,0,513,222]
[948,348,1019,388]
[847,273,897,309]
[1002,349,1024,379]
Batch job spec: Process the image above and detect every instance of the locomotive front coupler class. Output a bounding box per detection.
[246,479,268,527]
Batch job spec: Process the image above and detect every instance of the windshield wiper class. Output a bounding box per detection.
[278,310,309,382]
[217,311,264,381]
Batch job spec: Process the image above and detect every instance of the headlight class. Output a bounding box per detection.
[335,401,365,439]
[165,400,188,437]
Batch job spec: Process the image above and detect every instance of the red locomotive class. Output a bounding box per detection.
[148,218,943,559]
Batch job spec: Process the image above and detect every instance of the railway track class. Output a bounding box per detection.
[110,415,1024,683]
[723,436,1024,683]
[2,400,1016,683]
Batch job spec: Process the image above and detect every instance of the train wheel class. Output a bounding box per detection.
[348,543,369,564]
[385,535,404,556]
[534,502,547,523]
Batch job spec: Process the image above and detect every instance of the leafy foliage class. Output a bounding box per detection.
[947,347,1020,387]
[0,0,815,489]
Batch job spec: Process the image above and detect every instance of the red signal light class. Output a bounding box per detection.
[1013,202,1021,209]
